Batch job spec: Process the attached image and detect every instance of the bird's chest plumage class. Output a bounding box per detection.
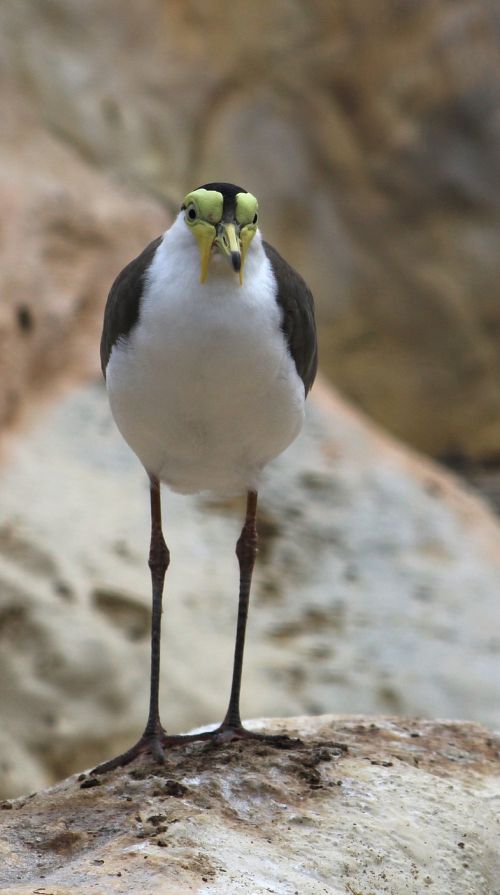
[106,238,305,493]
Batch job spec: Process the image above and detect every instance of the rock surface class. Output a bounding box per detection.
[1,378,500,799]
[2,0,500,456]
[0,716,499,894]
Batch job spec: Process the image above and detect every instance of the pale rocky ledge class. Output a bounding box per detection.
[0,715,499,894]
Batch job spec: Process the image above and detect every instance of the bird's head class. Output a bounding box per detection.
[181,182,259,285]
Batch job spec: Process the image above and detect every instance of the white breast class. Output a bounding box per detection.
[106,215,305,494]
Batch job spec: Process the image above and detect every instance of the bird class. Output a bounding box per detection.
[94,182,317,773]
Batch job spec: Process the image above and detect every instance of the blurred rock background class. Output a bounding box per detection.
[3,0,500,458]
[0,0,500,797]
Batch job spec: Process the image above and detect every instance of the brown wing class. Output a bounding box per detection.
[263,241,318,395]
[100,236,163,376]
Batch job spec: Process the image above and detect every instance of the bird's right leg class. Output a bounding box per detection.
[92,475,169,774]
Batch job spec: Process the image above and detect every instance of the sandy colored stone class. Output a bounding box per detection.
[0,716,499,894]
[0,378,500,799]
[2,0,500,456]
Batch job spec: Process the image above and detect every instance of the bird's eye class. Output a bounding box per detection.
[252,213,258,224]
[186,205,197,221]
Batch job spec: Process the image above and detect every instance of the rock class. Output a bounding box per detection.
[1,378,500,798]
[2,1,500,456]
[0,716,499,893]
[0,96,165,433]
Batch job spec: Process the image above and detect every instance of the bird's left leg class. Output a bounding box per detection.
[219,488,259,733]
[161,490,260,746]
[165,490,299,749]
[212,489,299,745]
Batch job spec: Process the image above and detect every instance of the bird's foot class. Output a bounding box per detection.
[92,724,302,774]
[163,724,302,750]
[92,726,167,775]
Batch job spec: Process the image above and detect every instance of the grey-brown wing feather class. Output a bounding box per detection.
[100,236,163,376]
[263,241,318,395]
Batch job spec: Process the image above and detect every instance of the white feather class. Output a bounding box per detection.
[106,213,305,494]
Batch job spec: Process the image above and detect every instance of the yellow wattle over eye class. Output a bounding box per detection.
[182,188,223,224]
[235,192,258,227]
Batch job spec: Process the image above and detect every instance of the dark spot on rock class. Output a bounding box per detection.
[301,754,322,768]
[424,479,443,497]
[17,305,34,333]
[38,830,83,852]
[54,580,74,600]
[330,75,362,116]
[129,768,149,780]
[414,585,433,603]
[323,740,349,753]
[298,767,322,787]
[164,780,188,797]
[101,96,122,127]
[219,754,235,764]
[316,749,333,762]
[268,735,303,750]
[343,563,359,581]
[113,539,132,558]
[80,777,101,789]
[0,604,28,637]
[92,587,150,641]
[147,814,167,826]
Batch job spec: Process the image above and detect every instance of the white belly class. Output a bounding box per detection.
[105,234,305,494]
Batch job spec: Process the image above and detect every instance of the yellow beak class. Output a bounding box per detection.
[215,222,243,284]
[193,221,246,285]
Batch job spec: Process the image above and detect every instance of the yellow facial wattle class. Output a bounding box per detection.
[182,187,259,285]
